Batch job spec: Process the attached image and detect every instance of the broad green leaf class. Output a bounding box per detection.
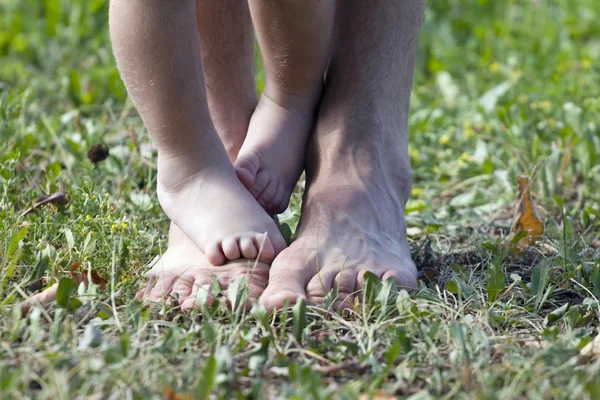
[227,274,248,314]
[531,261,551,311]
[292,298,307,343]
[279,222,293,246]
[56,278,77,309]
[546,303,569,324]
[6,227,28,258]
[487,263,505,303]
[362,271,382,309]
[196,356,216,400]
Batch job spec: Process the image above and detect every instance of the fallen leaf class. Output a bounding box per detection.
[87,143,110,165]
[359,392,395,400]
[162,387,193,400]
[70,261,108,290]
[19,262,107,316]
[580,332,600,358]
[20,191,70,217]
[513,176,543,247]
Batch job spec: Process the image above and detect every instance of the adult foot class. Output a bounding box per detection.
[260,115,417,310]
[137,223,270,310]
[157,152,287,266]
[258,0,424,310]
[234,87,315,214]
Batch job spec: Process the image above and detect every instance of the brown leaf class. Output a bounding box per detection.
[70,261,108,290]
[20,191,70,217]
[359,392,396,400]
[513,176,543,247]
[162,387,193,400]
[87,143,110,165]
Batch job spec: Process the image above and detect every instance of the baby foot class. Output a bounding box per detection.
[234,90,315,214]
[157,152,287,266]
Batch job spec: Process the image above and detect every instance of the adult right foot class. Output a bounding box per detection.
[259,112,418,310]
[157,151,286,266]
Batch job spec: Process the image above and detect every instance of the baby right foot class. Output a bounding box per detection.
[234,87,316,214]
[157,152,287,266]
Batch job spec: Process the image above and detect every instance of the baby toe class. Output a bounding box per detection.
[205,241,227,266]
[239,236,259,259]
[250,169,270,198]
[253,233,275,263]
[234,153,260,189]
[256,179,278,207]
[221,236,242,261]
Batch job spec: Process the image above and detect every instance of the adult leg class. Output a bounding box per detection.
[137,1,270,307]
[196,0,257,161]
[261,0,425,309]
[235,0,335,213]
[110,0,285,267]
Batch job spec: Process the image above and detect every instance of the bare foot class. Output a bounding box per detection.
[234,89,315,214]
[157,152,286,266]
[260,117,417,310]
[137,223,270,310]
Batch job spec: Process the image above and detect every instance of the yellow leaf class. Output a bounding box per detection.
[513,176,543,247]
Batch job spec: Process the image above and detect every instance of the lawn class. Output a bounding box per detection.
[1,0,600,398]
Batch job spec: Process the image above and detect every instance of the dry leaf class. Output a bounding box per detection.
[513,175,543,247]
[359,392,395,400]
[20,191,70,217]
[580,333,600,358]
[70,261,108,290]
[87,143,110,165]
[162,387,193,400]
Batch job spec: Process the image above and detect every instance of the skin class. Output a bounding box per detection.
[194,0,257,161]
[122,0,426,308]
[109,0,286,267]
[260,0,425,309]
[135,0,274,305]
[235,0,336,213]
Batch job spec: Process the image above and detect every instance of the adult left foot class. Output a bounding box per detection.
[260,114,418,310]
[138,223,269,310]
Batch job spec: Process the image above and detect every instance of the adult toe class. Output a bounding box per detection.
[381,268,418,290]
[259,250,311,311]
[147,273,179,302]
[306,270,338,306]
[332,270,358,309]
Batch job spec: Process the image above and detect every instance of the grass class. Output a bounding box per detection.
[1,0,600,398]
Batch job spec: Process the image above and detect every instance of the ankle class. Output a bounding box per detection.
[157,147,231,189]
[263,81,322,115]
[307,116,412,204]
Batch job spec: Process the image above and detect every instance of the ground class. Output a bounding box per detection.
[1,0,600,398]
